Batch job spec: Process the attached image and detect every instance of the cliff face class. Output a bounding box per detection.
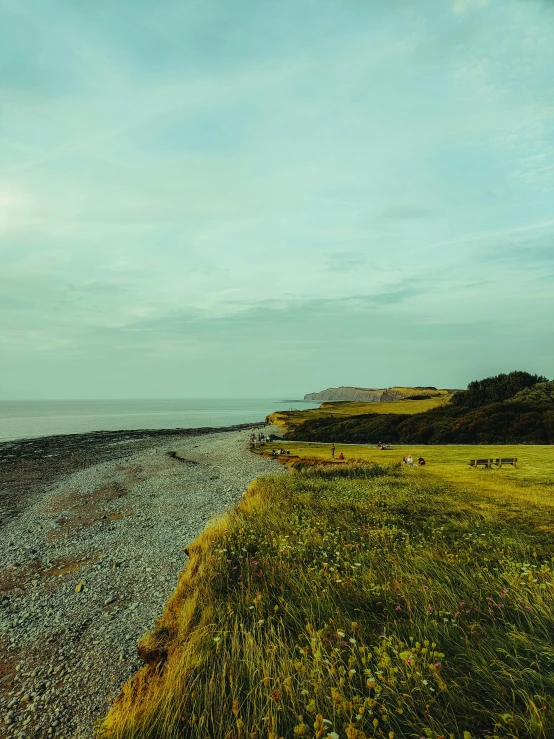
[303,386,440,402]
[304,387,393,402]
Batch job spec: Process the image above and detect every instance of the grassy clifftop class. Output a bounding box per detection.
[101,453,554,739]
[278,374,554,445]
[268,393,452,435]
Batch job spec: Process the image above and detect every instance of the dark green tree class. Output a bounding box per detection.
[451,371,548,408]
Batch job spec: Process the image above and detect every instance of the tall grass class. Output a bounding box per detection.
[100,463,554,739]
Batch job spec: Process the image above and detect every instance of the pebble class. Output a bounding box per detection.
[0,425,282,738]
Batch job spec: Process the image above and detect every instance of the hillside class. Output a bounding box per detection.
[304,385,450,402]
[268,395,452,435]
[284,373,554,445]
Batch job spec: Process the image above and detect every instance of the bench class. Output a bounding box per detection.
[470,459,493,468]
[495,457,518,468]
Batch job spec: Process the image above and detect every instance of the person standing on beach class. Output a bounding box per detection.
[331,444,336,458]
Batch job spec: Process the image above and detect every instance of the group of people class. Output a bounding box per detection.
[403,454,426,466]
[249,430,425,466]
[249,429,266,444]
[330,443,424,466]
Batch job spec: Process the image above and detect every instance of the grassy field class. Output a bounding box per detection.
[268,444,554,516]
[101,447,554,739]
[268,394,452,435]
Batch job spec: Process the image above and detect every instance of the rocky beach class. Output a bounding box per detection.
[0,424,283,739]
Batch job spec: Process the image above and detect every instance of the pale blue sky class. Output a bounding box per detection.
[1,0,553,398]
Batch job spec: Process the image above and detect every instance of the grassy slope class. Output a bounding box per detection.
[101,450,554,739]
[268,393,452,435]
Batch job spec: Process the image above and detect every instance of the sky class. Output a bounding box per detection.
[1,0,553,399]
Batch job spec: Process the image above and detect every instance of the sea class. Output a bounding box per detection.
[0,399,320,443]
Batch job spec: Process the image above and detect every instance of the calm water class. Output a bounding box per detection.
[0,399,319,443]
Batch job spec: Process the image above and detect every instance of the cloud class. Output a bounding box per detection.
[1,0,554,397]
[452,0,488,15]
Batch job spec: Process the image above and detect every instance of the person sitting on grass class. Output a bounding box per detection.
[418,456,426,465]
[338,452,345,460]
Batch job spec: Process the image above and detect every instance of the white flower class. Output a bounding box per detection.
[213,636,221,643]
[337,631,345,637]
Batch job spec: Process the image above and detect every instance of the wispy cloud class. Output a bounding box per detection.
[1,0,553,397]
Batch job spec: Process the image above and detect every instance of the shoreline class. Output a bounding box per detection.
[0,425,282,739]
[0,422,267,528]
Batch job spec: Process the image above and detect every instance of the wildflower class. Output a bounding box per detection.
[422,585,429,590]
[395,605,401,611]
[454,611,461,617]
[427,606,434,613]
[526,606,533,611]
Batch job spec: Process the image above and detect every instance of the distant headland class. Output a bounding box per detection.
[303,385,448,402]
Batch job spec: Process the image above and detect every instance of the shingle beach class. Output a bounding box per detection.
[0,425,283,739]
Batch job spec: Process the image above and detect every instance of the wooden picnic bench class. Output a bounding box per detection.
[470,458,518,468]
[470,459,493,468]
[494,457,518,467]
